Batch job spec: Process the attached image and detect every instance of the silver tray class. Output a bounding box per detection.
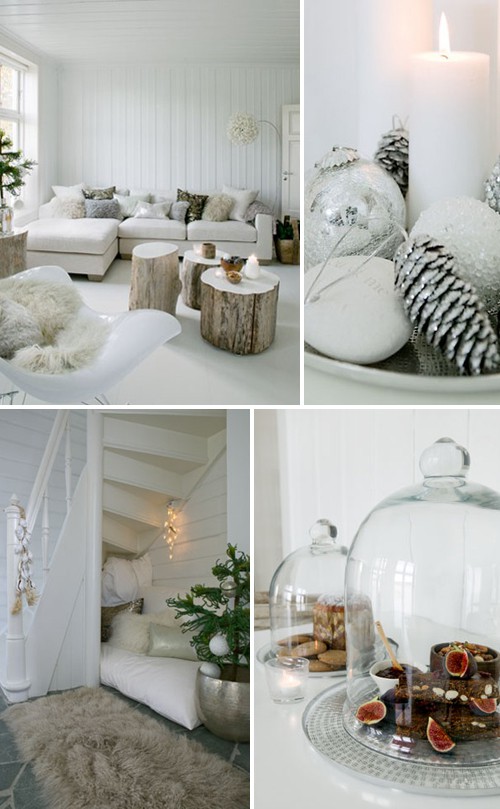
[303,683,500,796]
[305,331,500,393]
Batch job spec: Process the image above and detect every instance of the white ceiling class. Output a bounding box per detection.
[0,0,300,64]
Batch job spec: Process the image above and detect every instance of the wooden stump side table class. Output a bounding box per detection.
[200,268,280,355]
[181,249,224,310]
[0,230,27,278]
[129,242,181,315]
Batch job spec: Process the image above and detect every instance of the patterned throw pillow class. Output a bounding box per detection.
[84,199,122,219]
[170,200,190,222]
[202,193,234,222]
[177,189,208,223]
[134,201,171,219]
[244,200,273,223]
[101,598,144,642]
[83,185,116,200]
[45,197,85,219]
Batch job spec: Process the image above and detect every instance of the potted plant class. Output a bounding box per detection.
[0,129,36,235]
[274,214,300,264]
[166,544,250,741]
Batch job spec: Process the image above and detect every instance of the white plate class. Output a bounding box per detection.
[256,642,347,679]
[305,346,500,393]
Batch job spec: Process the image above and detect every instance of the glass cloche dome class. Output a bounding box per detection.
[269,519,349,675]
[343,437,500,766]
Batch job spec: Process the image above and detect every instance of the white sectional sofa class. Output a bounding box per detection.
[25,188,273,281]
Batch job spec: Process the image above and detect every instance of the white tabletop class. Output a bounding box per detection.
[132,241,178,258]
[254,630,500,809]
[201,267,280,295]
[183,249,223,265]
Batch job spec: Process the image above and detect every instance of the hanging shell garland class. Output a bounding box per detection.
[394,234,500,376]
[11,507,37,614]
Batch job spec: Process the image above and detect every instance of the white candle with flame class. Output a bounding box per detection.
[408,13,490,226]
[244,254,260,279]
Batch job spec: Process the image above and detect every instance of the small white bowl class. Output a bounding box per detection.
[370,660,401,695]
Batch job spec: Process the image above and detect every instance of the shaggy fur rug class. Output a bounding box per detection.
[3,687,249,809]
[0,278,109,373]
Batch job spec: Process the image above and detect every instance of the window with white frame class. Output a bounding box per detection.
[0,59,24,149]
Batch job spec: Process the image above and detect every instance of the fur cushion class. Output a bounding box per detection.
[169,200,190,222]
[108,609,178,654]
[84,199,122,219]
[0,278,110,374]
[44,197,85,219]
[101,599,144,643]
[202,193,233,222]
[0,298,43,359]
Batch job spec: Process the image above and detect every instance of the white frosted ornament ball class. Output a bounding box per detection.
[411,197,500,314]
[304,255,412,363]
[209,633,230,657]
[199,662,222,679]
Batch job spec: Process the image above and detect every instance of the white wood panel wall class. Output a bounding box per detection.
[57,63,299,209]
[148,451,227,592]
[0,411,86,627]
[255,409,500,592]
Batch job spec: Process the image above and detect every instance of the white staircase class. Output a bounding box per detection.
[1,409,227,703]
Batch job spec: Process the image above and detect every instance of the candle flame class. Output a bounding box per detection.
[439,12,451,59]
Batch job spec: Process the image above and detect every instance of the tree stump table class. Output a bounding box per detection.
[0,230,27,278]
[200,268,280,354]
[181,249,224,310]
[129,242,181,315]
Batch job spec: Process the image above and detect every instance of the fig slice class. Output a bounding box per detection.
[426,717,455,753]
[355,698,387,725]
[470,697,498,715]
[445,648,477,678]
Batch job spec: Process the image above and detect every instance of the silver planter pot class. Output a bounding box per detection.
[196,666,250,742]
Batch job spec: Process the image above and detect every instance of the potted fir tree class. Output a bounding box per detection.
[0,129,36,235]
[274,214,300,264]
[166,544,250,742]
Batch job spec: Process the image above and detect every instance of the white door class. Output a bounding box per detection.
[281,104,300,219]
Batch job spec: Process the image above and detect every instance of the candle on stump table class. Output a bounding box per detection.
[408,13,490,226]
[243,254,261,279]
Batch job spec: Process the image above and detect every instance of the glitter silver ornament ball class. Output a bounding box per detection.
[305,146,407,270]
[411,197,500,314]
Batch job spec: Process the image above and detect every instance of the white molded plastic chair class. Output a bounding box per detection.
[0,266,182,404]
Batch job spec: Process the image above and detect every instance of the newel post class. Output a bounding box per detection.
[2,495,31,703]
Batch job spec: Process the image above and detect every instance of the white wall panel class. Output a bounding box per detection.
[149,451,227,592]
[255,409,500,592]
[57,63,299,209]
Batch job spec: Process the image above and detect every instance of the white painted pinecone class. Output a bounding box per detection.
[485,156,500,214]
[394,234,500,376]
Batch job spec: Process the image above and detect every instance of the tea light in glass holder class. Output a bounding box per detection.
[243,254,261,279]
[264,656,309,703]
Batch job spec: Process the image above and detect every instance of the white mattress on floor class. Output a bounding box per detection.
[100,643,202,730]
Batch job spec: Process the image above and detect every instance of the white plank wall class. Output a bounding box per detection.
[148,452,227,593]
[57,63,299,209]
[0,411,86,627]
[255,409,500,592]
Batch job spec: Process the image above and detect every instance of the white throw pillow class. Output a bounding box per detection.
[44,197,85,219]
[101,554,153,606]
[108,609,179,655]
[134,201,171,219]
[222,185,259,222]
[202,193,234,222]
[113,193,151,218]
[51,183,84,200]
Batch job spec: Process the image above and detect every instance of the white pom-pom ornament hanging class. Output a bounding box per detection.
[199,662,222,679]
[209,633,230,657]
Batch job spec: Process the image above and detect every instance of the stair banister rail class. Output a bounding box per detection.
[25,411,70,535]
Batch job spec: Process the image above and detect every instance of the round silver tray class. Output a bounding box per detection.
[256,642,346,679]
[305,335,500,393]
[302,683,500,796]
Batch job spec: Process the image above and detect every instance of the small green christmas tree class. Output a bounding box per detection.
[166,544,250,681]
[0,129,36,205]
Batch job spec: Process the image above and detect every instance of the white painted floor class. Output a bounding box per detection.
[0,258,300,406]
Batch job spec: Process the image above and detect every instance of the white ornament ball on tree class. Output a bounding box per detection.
[411,197,500,314]
[209,633,230,657]
[199,661,222,679]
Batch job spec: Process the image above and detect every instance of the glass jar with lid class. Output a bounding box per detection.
[343,437,500,765]
[269,519,349,676]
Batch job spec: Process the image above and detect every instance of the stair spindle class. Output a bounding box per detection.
[65,420,72,514]
[42,489,50,583]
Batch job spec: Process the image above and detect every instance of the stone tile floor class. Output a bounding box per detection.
[0,685,249,808]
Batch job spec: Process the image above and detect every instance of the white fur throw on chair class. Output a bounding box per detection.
[0,278,109,373]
